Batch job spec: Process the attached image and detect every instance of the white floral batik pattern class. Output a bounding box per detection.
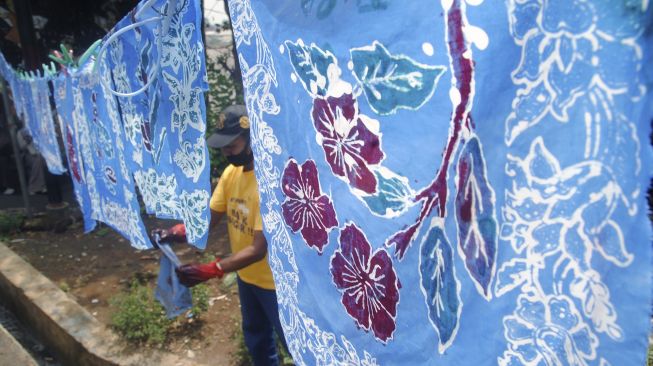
[228,0,378,364]
[497,1,647,364]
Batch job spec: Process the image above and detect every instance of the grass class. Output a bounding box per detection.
[190,283,210,318]
[0,210,24,234]
[109,280,171,345]
[231,321,294,366]
[58,281,70,293]
[109,266,214,345]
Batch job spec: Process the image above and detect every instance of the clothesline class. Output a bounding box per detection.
[0,0,211,250]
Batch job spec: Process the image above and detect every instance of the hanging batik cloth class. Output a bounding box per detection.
[227,0,653,364]
[99,0,211,248]
[21,77,66,174]
[49,0,211,249]
[53,66,151,248]
[53,74,96,233]
[0,55,66,175]
[0,53,19,107]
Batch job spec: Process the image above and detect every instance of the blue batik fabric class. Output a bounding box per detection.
[0,53,18,105]
[227,0,653,365]
[53,74,97,233]
[101,0,211,248]
[75,67,151,249]
[22,77,66,174]
[0,53,11,82]
[13,78,31,132]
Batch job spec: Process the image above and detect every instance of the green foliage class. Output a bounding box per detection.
[221,272,238,291]
[231,323,294,366]
[190,283,210,317]
[206,54,243,127]
[0,210,24,234]
[648,342,653,366]
[231,325,253,366]
[205,54,244,178]
[279,340,294,366]
[200,251,217,264]
[58,281,70,293]
[110,280,172,345]
[94,226,111,237]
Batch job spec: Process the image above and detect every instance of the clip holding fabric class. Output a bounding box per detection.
[76,39,102,69]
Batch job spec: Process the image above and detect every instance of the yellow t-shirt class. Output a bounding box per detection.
[209,164,275,290]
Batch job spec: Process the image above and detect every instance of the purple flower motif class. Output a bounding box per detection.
[281,159,338,253]
[312,94,384,194]
[330,223,399,342]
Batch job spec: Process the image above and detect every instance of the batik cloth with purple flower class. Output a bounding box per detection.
[52,75,96,233]
[230,0,652,365]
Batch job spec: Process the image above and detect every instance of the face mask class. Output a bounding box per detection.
[226,142,254,166]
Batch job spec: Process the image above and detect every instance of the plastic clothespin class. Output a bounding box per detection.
[41,63,50,77]
[77,39,101,68]
[59,44,74,65]
[48,48,68,67]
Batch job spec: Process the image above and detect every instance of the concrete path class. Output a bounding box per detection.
[0,322,38,366]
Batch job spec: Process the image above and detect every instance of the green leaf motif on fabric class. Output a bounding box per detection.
[284,39,338,97]
[351,41,446,115]
[362,168,413,217]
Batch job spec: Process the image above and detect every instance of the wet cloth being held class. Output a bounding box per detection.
[154,240,192,318]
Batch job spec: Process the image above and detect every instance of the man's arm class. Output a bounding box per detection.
[175,230,268,287]
[218,230,267,273]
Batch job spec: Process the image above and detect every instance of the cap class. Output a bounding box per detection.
[206,105,250,148]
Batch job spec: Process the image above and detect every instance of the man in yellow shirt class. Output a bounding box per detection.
[158,105,287,366]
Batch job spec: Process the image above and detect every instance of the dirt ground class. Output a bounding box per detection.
[4,213,246,366]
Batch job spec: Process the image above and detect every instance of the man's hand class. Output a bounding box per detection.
[176,259,224,287]
[151,223,187,244]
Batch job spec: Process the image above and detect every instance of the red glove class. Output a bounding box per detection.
[152,223,187,243]
[176,259,224,287]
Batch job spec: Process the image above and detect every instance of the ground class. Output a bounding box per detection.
[3,206,246,366]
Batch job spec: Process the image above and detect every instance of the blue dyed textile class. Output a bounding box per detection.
[228,0,653,364]
[0,55,65,175]
[53,75,96,233]
[102,0,211,248]
[21,77,66,174]
[53,69,151,247]
[48,0,211,249]
[155,243,192,319]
